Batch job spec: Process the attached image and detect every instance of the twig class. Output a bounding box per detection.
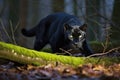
[97,25,111,63]
[14,20,20,33]
[59,48,72,56]
[9,20,17,45]
[87,47,120,58]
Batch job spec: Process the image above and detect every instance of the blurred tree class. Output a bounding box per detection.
[64,0,74,15]
[99,0,107,41]
[74,0,114,42]
[8,0,20,44]
[99,0,114,41]
[0,0,117,48]
[9,0,20,27]
[39,0,52,19]
[27,0,52,33]
[111,0,120,42]
[76,0,86,24]
[21,0,53,48]
[53,0,64,12]
[0,0,20,44]
[85,0,101,41]
[0,0,9,42]
[19,0,28,46]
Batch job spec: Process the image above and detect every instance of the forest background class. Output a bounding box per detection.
[0,0,119,50]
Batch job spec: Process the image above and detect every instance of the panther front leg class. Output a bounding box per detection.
[80,40,94,56]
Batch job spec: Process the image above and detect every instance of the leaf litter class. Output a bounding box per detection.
[0,61,120,80]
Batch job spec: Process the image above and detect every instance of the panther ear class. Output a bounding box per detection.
[80,24,87,31]
[64,24,71,31]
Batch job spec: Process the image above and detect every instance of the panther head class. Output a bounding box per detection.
[64,23,87,49]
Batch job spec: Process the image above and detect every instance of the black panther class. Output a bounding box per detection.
[22,12,93,56]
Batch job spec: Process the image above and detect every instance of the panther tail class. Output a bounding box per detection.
[21,27,37,37]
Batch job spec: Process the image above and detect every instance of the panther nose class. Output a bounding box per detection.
[74,38,79,42]
[74,43,77,45]
[74,42,78,48]
[74,43,78,46]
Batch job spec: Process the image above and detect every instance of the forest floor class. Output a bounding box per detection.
[0,42,119,80]
[0,52,120,80]
[0,62,120,80]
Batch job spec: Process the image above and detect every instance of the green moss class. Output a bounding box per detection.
[0,42,119,66]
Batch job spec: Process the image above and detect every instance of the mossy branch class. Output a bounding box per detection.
[0,42,119,66]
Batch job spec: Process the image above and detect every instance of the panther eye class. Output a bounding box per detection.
[69,35,73,39]
[79,35,82,38]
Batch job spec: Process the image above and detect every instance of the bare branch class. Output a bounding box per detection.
[87,47,120,58]
[59,48,72,56]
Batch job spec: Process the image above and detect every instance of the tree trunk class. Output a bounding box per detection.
[111,0,120,42]
[85,0,101,41]
[76,0,86,24]
[99,0,114,41]
[64,0,74,15]
[53,0,64,12]
[19,0,28,47]
[8,0,20,44]
[21,0,53,49]
[0,0,9,42]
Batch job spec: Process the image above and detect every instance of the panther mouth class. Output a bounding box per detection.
[72,38,85,49]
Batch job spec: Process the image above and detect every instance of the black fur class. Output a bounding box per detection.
[22,12,93,56]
